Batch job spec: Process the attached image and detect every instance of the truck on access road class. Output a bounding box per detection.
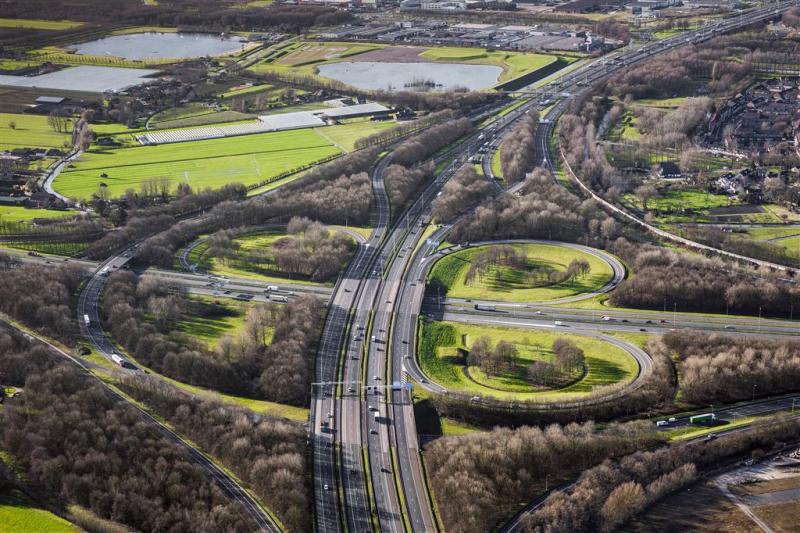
[689,413,716,425]
[474,304,495,311]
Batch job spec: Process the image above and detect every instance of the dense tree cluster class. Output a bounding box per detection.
[0,256,85,342]
[136,149,379,266]
[528,339,586,387]
[449,169,622,245]
[384,162,433,208]
[522,417,800,532]
[607,239,800,317]
[426,421,663,532]
[500,113,539,183]
[467,336,518,377]
[103,271,322,404]
[0,331,257,532]
[120,374,309,531]
[657,331,800,404]
[431,164,494,222]
[87,183,246,260]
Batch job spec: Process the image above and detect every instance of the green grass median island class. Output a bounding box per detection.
[0,489,80,533]
[55,128,341,200]
[418,320,637,401]
[176,297,263,349]
[0,18,83,30]
[187,227,354,286]
[428,243,614,302]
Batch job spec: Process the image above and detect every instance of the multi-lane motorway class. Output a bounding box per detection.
[317,2,800,531]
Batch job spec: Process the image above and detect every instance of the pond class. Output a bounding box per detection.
[317,61,503,92]
[68,32,247,60]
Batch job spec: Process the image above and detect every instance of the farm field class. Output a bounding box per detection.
[313,120,394,151]
[418,320,637,400]
[0,206,76,223]
[427,243,614,302]
[0,112,72,152]
[0,489,80,533]
[0,18,83,30]
[55,128,342,199]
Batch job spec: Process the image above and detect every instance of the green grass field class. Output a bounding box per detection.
[418,320,637,400]
[0,489,80,533]
[55,128,341,199]
[0,206,75,223]
[428,243,614,302]
[0,18,82,30]
[419,48,558,83]
[0,113,72,152]
[176,297,261,349]
[313,120,394,151]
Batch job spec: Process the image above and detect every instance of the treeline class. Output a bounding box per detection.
[392,117,473,166]
[0,330,257,532]
[500,112,539,183]
[207,217,355,282]
[373,116,471,209]
[103,271,323,404]
[607,239,800,317]
[86,183,246,260]
[120,374,309,531]
[431,164,494,222]
[426,421,664,532]
[0,255,85,343]
[135,148,379,267]
[449,168,622,245]
[3,3,351,32]
[658,331,800,404]
[353,109,457,150]
[522,417,800,532]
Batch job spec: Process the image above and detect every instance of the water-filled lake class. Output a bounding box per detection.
[317,61,503,92]
[68,32,246,60]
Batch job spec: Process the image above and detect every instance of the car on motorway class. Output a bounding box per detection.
[324,484,329,491]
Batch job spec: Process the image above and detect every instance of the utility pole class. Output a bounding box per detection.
[758,306,762,333]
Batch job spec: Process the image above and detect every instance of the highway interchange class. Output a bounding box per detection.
[313,2,800,531]
[23,1,797,530]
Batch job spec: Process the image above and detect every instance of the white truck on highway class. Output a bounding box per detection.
[83,314,91,327]
[270,295,288,303]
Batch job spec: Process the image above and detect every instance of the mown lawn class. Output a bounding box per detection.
[0,113,72,152]
[0,489,80,533]
[417,320,637,401]
[313,120,394,151]
[428,243,614,302]
[55,128,341,199]
[0,206,75,223]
